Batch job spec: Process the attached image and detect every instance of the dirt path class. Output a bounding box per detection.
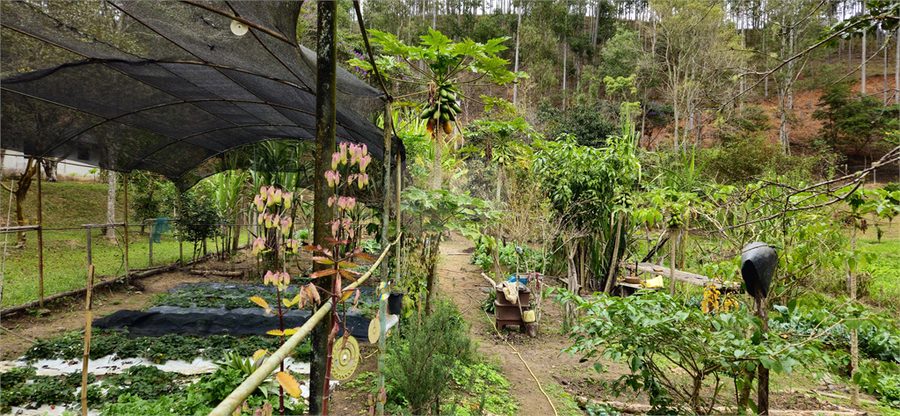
[435,234,623,416]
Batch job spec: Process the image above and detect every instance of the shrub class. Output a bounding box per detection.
[538,101,618,148]
[385,301,473,414]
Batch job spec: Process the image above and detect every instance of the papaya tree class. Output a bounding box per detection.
[350,29,526,189]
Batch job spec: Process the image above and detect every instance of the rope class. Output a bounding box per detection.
[482,308,559,416]
[0,325,36,344]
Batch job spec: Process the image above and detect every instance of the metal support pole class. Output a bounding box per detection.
[123,175,130,285]
[37,159,44,309]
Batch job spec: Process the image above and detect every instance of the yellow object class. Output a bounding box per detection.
[368,319,380,344]
[523,310,536,323]
[643,276,664,288]
[500,281,519,303]
[331,336,360,380]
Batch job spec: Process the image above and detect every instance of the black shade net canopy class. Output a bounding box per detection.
[1,1,395,190]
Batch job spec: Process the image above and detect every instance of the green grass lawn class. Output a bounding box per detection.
[1,180,238,309]
[0,228,204,309]
[857,236,900,310]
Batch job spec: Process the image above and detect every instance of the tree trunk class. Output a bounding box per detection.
[603,212,624,293]
[310,2,337,414]
[884,29,888,104]
[512,8,521,105]
[737,368,755,411]
[849,226,859,406]
[232,210,242,253]
[562,36,568,111]
[106,172,117,241]
[424,234,440,315]
[8,159,39,247]
[862,1,867,94]
[432,123,442,189]
[41,158,59,182]
[564,241,579,328]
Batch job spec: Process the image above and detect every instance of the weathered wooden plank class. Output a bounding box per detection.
[622,262,739,289]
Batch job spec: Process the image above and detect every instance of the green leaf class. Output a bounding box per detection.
[759,356,774,370]
[779,358,798,373]
[594,362,604,374]
[630,355,642,372]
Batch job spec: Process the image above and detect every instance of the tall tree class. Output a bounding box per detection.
[309,2,337,414]
[650,0,741,153]
[106,171,117,241]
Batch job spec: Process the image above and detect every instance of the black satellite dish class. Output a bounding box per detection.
[740,242,777,300]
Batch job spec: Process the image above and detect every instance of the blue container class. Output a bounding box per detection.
[507,274,528,285]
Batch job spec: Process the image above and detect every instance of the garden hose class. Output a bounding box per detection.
[482,308,558,416]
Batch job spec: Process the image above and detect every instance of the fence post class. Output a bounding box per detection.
[80,264,95,416]
[149,220,154,267]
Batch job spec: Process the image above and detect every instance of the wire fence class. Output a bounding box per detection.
[0,220,262,314]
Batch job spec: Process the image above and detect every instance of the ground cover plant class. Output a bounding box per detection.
[150,283,378,316]
[22,330,311,364]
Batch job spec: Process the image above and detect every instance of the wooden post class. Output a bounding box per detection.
[756,296,769,415]
[81,264,95,416]
[669,231,677,296]
[123,175,130,286]
[37,158,44,309]
[149,221,154,267]
[86,228,92,266]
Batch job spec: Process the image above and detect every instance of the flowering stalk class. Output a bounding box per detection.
[303,143,373,412]
[248,185,302,415]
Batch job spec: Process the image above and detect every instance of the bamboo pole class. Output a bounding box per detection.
[80,264,95,416]
[207,236,400,416]
[37,159,44,309]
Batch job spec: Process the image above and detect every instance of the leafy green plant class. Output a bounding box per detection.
[551,289,866,414]
[103,365,179,402]
[22,331,296,364]
[0,371,94,411]
[470,239,542,275]
[176,188,224,260]
[385,301,473,415]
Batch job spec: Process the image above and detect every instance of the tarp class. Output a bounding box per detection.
[1,1,396,189]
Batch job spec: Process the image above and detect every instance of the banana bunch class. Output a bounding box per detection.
[612,192,633,208]
[667,214,684,229]
[421,81,462,134]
